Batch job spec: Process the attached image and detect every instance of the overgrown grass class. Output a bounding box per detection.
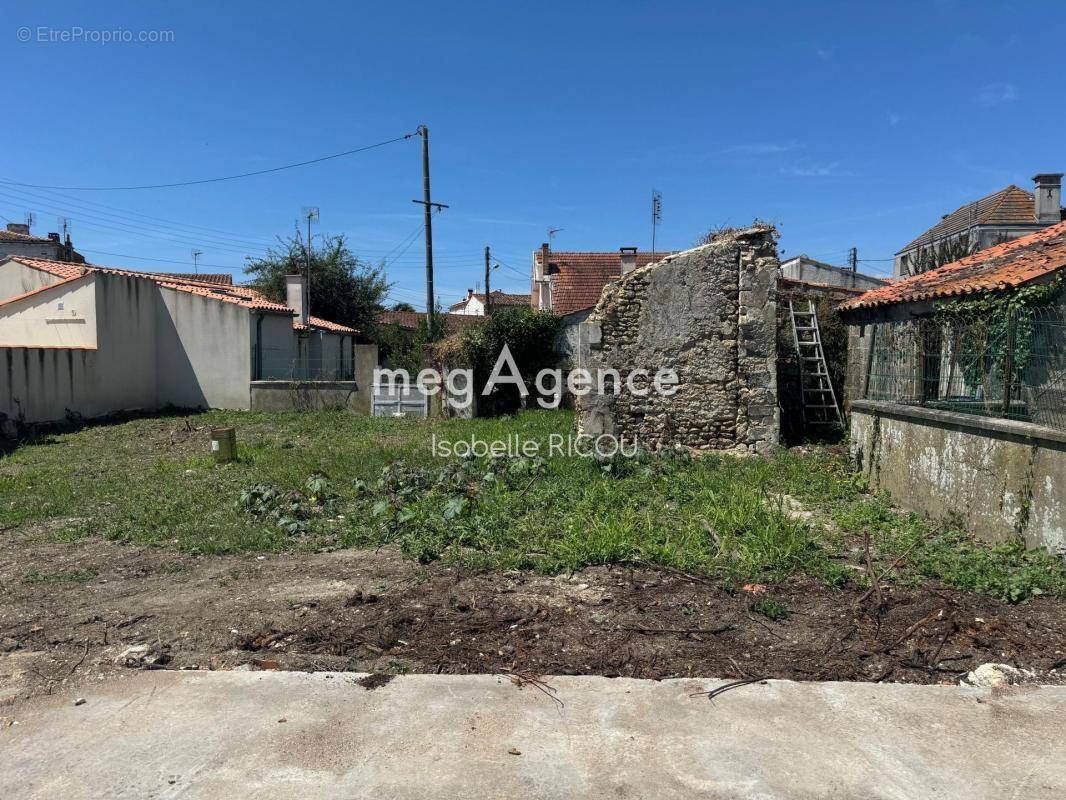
[2,409,1064,601]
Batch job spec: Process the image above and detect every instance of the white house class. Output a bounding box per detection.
[448,289,531,316]
[0,255,358,424]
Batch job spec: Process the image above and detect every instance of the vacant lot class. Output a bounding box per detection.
[1,410,1064,699]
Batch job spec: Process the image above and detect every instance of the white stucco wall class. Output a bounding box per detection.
[156,287,252,410]
[0,274,96,347]
[0,259,66,302]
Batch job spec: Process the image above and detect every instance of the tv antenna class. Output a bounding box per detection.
[191,249,203,275]
[547,227,563,245]
[24,212,35,229]
[651,190,662,256]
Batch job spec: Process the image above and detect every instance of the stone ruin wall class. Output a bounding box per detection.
[576,225,779,454]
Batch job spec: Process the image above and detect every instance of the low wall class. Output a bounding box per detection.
[850,400,1066,553]
[2,346,105,424]
[249,381,361,412]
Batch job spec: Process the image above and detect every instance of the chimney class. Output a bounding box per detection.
[47,232,61,242]
[64,232,74,262]
[285,273,309,327]
[6,223,30,235]
[1032,173,1063,224]
[467,288,474,300]
[619,246,638,276]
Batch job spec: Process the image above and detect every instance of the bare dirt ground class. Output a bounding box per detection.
[2,528,1065,707]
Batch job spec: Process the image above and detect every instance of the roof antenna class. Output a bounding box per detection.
[191,249,203,275]
[548,227,563,246]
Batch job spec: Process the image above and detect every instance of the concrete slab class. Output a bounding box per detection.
[1,672,1064,799]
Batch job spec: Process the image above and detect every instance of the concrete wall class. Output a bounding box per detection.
[850,401,1066,553]
[779,257,887,290]
[0,244,71,276]
[0,259,65,302]
[0,274,96,347]
[250,381,359,412]
[577,225,779,454]
[1,347,97,423]
[155,287,252,410]
[352,343,377,415]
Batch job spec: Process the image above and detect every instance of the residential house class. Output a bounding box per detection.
[532,245,669,360]
[376,309,484,335]
[841,221,1066,552]
[894,173,1064,277]
[448,289,530,316]
[0,223,84,264]
[0,255,360,424]
[779,254,889,291]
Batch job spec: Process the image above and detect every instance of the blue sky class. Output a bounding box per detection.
[4,1,1065,309]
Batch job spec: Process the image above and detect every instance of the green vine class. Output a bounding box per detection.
[933,273,1064,399]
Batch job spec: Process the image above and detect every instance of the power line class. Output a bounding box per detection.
[1,131,418,191]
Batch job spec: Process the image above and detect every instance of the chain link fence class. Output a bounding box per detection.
[862,306,1066,432]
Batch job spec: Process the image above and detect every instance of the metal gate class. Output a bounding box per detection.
[371,383,428,418]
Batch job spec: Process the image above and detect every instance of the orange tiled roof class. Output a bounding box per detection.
[377,309,484,333]
[898,185,1046,253]
[167,272,233,285]
[448,290,531,311]
[6,256,355,333]
[535,251,670,316]
[842,220,1066,312]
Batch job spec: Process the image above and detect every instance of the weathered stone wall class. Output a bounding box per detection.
[576,225,779,454]
[850,400,1066,554]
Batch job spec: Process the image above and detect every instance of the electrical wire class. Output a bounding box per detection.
[1,131,418,191]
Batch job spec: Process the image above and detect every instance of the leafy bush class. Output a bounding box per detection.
[437,308,562,415]
[237,473,337,535]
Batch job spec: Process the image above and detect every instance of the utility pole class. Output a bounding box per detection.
[412,125,448,328]
[484,245,491,316]
[191,249,202,275]
[304,207,319,323]
[651,190,662,257]
[848,246,858,272]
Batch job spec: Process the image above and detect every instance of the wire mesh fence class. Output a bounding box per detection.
[862,305,1066,432]
[255,354,354,382]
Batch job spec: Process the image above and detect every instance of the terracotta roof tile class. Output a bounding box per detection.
[5,256,354,333]
[448,290,531,311]
[377,310,485,333]
[843,220,1066,311]
[535,251,670,316]
[899,185,1043,253]
[167,272,233,285]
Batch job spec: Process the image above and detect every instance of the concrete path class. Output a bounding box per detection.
[1,672,1064,799]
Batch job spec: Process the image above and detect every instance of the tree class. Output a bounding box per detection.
[391,302,416,312]
[905,236,980,277]
[244,233,390,337]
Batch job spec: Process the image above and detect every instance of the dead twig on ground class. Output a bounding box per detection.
[886,608,946,652]
[500,670,564,709]
[861,529,885,612]
[619,623,734,636]
[858,530,934,604]
[690,677,767,701]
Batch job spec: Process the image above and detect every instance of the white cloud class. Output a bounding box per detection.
[977,82,1018,107]
[722,141,803,155]
[815,46,834,61]
[779,162,852,178]
[887,112,902,127]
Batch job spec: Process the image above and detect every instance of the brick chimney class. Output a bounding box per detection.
[6,223,30,235]
[1032,173,1063,224]
[285,273,309,327]
[619,247,638,276]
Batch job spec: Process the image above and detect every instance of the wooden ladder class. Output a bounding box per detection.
[789,299,844,429]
